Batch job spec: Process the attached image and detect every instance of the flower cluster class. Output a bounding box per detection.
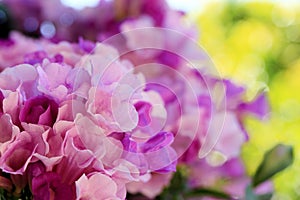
[0,0,270,199]
[0,38,180,199]
[1,0,179,42]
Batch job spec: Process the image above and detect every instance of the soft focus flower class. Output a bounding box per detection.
[1,0,171,42]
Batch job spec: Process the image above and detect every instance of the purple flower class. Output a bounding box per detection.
[32,172,76,200]
[134,101,152,127]
[238,93,270,119]
[0,127,47,174]
[19,95,58,126]
[24,51,63,65]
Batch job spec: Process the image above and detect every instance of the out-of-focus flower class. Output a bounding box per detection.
[0,31,83,70]
[0,0,173,42]
[196,2,300,198]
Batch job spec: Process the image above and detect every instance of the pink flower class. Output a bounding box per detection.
[19,95,58,127]
[0,130,41,174]
[54,124,95,185]
[36,61,73,101]
[76,173,124,200]
[0,32,41,69]
[212,113,246,159]
[24,51,63,65]
[0,123,59,175]
[126,173,173,199]
[32,172,76,200]
[0,113,20,154]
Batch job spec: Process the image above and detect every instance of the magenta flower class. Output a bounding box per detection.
[31,172,76,200]
[19,95,58,126]
[1,0,173,42]
[0,129,45,174]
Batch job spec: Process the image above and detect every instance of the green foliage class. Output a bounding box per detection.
[245,144,294,200]
[158,144,294,200]
[245,186,272,200]
[157,166,188,200]
[185,188,232,199]
[252,144,294,187]
[158,166,232,200]
[0,182,32,200]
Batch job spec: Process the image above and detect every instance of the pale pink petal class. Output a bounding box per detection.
[76,173,120,200]
[126,173,172,199]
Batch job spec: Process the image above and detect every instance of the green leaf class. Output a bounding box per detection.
[245,185,273,200]
[158,166,232,200]
[257,193,273,200]
[157,166,188,200]
[185,188,232,199]
[0,189,6,200]
[246,185,257,200]
[252,144,294,187]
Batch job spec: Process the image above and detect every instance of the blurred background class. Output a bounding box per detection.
[189,1,300,199]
